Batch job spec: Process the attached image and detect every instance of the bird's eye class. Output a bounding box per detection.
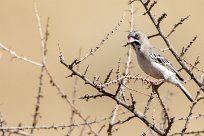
[134,34,139,39]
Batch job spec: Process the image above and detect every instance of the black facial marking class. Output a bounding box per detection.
[134,40,140,46]
[128,31,141,50]
[131,42,141,50]
[134,34,139,39]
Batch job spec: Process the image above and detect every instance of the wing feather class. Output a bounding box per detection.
[149,51,184,81]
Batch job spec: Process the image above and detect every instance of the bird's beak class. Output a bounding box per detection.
[128,37,135,43]
[123,37,135,47]
[127,37,139,44]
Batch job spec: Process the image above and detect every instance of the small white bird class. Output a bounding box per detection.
[127,30,193,102]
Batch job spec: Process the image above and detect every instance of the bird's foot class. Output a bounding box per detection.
[151,79,165,86]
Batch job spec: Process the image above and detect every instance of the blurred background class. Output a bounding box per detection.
[0,0,203,135]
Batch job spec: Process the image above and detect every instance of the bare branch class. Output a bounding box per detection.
[75,16,125,66]
[152,84,170,125]
[30,67,44,134]
[148,33,160,39]
[104,69,113,83]
[30,2,48,133]
[80,93,105,101]
[128,0,138,5]
[59,49,165,135]
[143,93,154,116]
[139,0,204,90]
[180,36,197,58]
[34,2,47,64]
[0,43,42,66]
[143,1,157,15]
[107,105,119,136]
[167,15,190,38]
[175,113,204,121]
[170,130,204,136]
[183,58,204,73]
[181,90,201,135]
[157,13,167,26]
[0,120,106,132]
[123,84,151,96]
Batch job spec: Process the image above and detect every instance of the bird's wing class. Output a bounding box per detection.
[149,49,184,81]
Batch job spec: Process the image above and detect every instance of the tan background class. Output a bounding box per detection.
[0,0,203,135]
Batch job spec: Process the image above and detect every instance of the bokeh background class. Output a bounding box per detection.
[0,0,203,135]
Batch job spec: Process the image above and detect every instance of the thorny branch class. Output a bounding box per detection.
[138,0,204,90]
[30,3,50,134]
[73,16,125,67]
[59,44,166,135]
[107,3,134,135]
[0,0,203,136]
[0,43,42,66]
[181,90,202,136]
[167,15,190,38]
[180,36,197,58]
[59,0,204,133]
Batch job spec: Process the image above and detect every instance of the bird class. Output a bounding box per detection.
[127,30,194,102]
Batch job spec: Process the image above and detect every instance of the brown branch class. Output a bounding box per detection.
[175,113,204,121]
[115,2,133,98]
[32,4,98,136]
[97,123,106,135]
[123,84,151,97]
[107,4,134,135]
[180,36,197,58]
[107,105,119,136]
[169,130,204,136]
[190,56,200,71]
[113,115,135,126]
[181,90,201,136]
[104,69,113,83]
[148,33,160,39]
[143,93,154,116]
[74,16,125,67]
[143,1,157,15]
[66,49,81,135]
[0,119,108,132]
[80,93,105,101]
[128,0,138,5]
[152,83,170,125]
[3,129,32,136]
[139,0,204,90]
[59,50,165,135]
[183,58,204,73]
[30,67,44,134]
[167,15,190,38]
[157,13,167,26]
[30,3,48,133]
[0,43,42,66]
[116,58,121,78]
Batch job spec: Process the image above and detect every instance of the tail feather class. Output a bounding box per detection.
[177,82,194,102]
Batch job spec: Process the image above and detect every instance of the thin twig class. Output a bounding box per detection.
[139,0,204,90]
[67,49,81,135]
[75,16,125,66]
[0,43,42,66]
[107,105,119,136]
[30,2,48,134]
[59,51,165,135]
[181,90,201,136]
[166,15,190,38]
[30,67,44,134]
[180,36,197,58]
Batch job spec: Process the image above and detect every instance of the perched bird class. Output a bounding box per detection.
[127,30,193,102]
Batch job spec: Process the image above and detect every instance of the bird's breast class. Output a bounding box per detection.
[136,52,165,79]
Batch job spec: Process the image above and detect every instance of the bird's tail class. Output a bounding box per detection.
[177,82,194,102]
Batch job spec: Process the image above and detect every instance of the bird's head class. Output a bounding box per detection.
[127,30,149,50]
